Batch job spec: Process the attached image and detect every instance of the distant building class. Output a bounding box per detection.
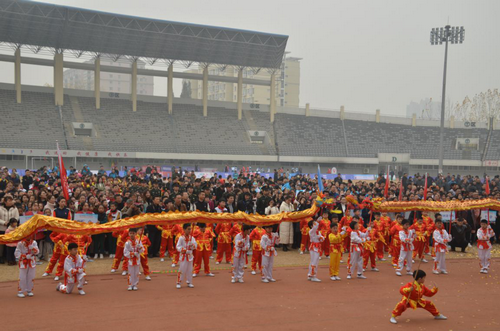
[185,53,301,107]
[406,98,441,119]
[63,59,154,95]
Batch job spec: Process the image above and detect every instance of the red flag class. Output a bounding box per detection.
[384,165,389,198]
[423,173,428,200]
[398,178,403,201]
[57,142,70,201]
[485,177,490,195]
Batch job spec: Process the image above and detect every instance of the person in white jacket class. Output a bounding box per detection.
[432,219,451,274]
[308,220,324,282]
[260,224,280,283]
[348,221,370,279]
[476,219,495,274]
[176,223,197,289]
[56,243,86,295]
[123,228,144,291]
[232,224,251,283]
[396,219,415,276]
[279,196,294,251]
[0,194,20,264]
[14,238,39,298]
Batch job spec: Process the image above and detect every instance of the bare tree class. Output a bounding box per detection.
[451,89,500,122]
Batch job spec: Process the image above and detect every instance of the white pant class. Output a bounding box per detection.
[478,249,491,269]
[18,267,36,293]
[397,250,413,272]
[349,251,363,276]
[233,254,246,279]
[59,273,85,294]
[262,255,274,280]
[308,251,320,277]
[434,252,446,272]
[128,265,140,287]
[177,260,193,284]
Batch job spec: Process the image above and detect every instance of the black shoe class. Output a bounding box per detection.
[283,246,288,252]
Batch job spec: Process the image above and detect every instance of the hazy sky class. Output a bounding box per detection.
[1,0,499,116]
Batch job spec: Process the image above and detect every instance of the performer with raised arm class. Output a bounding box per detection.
[433,219,451,274]
[308,220,324,282]
[477,219,495,274]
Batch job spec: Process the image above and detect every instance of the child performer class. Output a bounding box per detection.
[111,229,129,275]
[176,223,197,289]
[42,232,66,279]
[348,221,369,280]
[124,228,145,291]
[477,219,495,274]
[15,236,39,297]
[249,225,266,275]
[157,224,176,262]
[433,219,451,275]
[299,218,311,255]
[372,212,387,261]
[329,223,346,281]
[214,222,232,265]
[137,228,152,281]
[232,224,251,283]
[396,219,415,276]
[411,215,429,263]
[390,214,404,267]
[193,223,215,277]
[363,219,381,272]
[318,210,331,258]
[308,220,324,282]
[261,224,280,283]
[56,243,86,295]
[390,270,447,324]
[380,212,393,256]
[171,224,183,268]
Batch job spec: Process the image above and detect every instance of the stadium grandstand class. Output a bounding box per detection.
[0,0,498,177]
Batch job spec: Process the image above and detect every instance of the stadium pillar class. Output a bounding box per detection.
[270,72,276,122]
[449,115,455,128]
[168,64,173,114]
[376,109,380,123]
[412,114,417,127]
[53,52,64,106]
[203,66,208,117]
[94,58,100,110]
[131,60,138,112]
[340,105,345,120]
[237,69,243,120]
[305,103,310,116]
[14,48,21,103]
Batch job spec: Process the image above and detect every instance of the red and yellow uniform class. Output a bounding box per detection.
[319,218,331,257]
[363,227,381,269]
[45,232,66,275]
[329,229,347,276]
[390,223,403,266]
[340,215,353,251]
[111,230,129,271]
[374,219,388,259]
[171,224,183,265]
[215,223,232,263]
[158,225,176,259]
[424,217,435,256]
[381,214,393,252]
[139,235,151,277]
[410,222,428,259]
[193,227,215,275]
[392,281,440,318]
[299,219,311,253]
[249,226,266,272]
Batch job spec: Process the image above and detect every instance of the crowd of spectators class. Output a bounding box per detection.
[0,165,499,264]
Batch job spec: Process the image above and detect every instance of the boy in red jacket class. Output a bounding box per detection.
[249,225,266,275]
[390,269,447,324]
[193,223,215,277]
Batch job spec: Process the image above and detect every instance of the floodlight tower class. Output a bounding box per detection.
[430,25,465,175]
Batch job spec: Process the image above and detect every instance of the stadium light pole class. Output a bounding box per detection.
[430,25,465,175]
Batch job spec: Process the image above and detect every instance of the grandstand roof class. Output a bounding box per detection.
[0,0,288,68]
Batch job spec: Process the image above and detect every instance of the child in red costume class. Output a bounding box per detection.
[111,229,129,275]
[42,232,66,279]
[299,219,311,254]
[193,223,215,277]
[215,222,232,264]
[249,225,266,275]
[158,225,176,262]
[137,227,152,281]
[390,269,447,324]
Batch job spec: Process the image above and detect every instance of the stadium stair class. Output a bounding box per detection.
[482,123,493,162]
[69,96,94,151]
[243,109,270,155]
